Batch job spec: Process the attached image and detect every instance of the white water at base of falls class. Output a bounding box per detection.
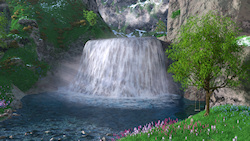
[68,37,177,98]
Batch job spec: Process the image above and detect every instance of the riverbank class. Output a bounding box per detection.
[1,104,249,141]
[116,104,250,141]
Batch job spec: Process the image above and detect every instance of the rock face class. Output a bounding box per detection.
[22,19,56,62]
[208,87,250,108]
[0,1,11,34]
[9,84,27,110]
[166,0,250,108]
[167,0,250,42]
[158,34,250,109]
[184,41,250,108]
[25,34,97,95]
[81,0,99,13]
[96,0,169,34]
[158,37,184,96]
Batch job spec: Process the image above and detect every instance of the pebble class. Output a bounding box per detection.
[0,108,20,122]
[45,130,51,134]
[0,136,6,139]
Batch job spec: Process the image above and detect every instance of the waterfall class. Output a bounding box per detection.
[68,37,171,98]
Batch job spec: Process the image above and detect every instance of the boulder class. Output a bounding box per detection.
[207,86,250,109]
[167,0,250,42]
[18,19,38,27]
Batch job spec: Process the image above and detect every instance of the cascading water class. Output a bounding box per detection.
[68,37,174,98]
[0,37,202,141]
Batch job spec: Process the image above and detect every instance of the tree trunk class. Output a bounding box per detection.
[204,91,210,116]
[204,75,212,116]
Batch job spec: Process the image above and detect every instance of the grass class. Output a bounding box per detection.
[109,104,249,141]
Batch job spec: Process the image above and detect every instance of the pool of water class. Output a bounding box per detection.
[0,90,205,141]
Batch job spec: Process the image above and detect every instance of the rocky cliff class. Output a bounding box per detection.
[96,0,169,34]
[3,0,250,110]
[167,0,250,42]
[81,0,99,13]
[166,0,250,108]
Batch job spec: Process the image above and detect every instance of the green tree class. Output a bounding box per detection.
[155,18,166,33]
[83,10,97,26]
[0,12,8,50]
[165,10,248,116]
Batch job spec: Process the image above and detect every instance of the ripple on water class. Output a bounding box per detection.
[0,91,186,141]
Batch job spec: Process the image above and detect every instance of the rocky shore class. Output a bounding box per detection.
[0,108,20,122]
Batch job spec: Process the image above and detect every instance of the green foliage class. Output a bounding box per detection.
[115,6,119,13]
[100,0,107,6]
[121,23,129,33]
[151,13,158,20]
[166,10,247,93]
[0,78,14,109]
[171,9,180,19]
[130,7,133,13]
[116,104,250,141]
[155,18,166,33]
[0,12,8,49]
[146,4,153,13]
[139,5,143,10]
[83,10,97,26]
[234,35,250,47]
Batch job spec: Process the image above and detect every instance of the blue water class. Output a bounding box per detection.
[0,90,205,141]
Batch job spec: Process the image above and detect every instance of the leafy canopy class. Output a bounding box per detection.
[166,10,248,92]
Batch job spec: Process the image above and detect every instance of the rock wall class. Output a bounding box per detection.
[9,84,27,110]
[81,0,99,13]
[167,0,250,42]
[96,0,169,34]
[0,1,11,34]
[166,0,250,108]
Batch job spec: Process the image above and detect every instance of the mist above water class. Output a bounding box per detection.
[54,37,182,109]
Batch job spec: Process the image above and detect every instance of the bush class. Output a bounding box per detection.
[171,9,180,19]
[155,18,166,33]
[83,10,97,26]
[0,78,14,109]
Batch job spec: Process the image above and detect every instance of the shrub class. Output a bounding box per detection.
[22,25,33,32]
[171,9,180,19]
[0,80,14,109]
[155,18,166,33]
[10,29,19,34]
[7,40,19,49]
[83,10,97,26]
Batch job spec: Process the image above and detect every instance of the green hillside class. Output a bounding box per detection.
[0,0,116,104]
